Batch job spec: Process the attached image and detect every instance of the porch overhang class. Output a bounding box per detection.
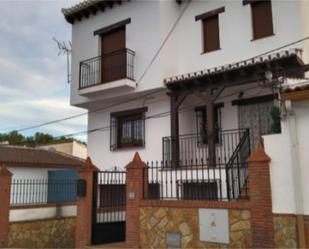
[164,49,309,93]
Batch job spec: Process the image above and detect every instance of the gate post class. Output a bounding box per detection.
[247,142,274,248]
[125,152,147,248]
[0,165,12,248]
[75,157,97,248]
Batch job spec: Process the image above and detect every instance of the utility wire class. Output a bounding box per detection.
[3,31,309,134]
[53,84,264,139]
[2,0,192,134]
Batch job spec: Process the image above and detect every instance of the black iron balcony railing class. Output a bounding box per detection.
[79,48,135,89]
[141,129,251,201]
[162,129,249,167]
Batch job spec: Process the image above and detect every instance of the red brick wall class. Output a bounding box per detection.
[75,158,97,248]
[125,152,147,248]
[0,166,12,248]
[247,143,274,248]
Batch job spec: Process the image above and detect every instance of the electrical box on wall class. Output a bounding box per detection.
[199,208,229,244]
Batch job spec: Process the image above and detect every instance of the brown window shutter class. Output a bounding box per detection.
[203,15,220,53]
[101,27,125,55]
[101,27,126,83]
[251,0,274,40]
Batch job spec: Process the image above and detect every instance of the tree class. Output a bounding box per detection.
[0,131,85,147]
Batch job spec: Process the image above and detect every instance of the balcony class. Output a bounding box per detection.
[162,129,250,167]
[142,129,251,200]
[79,49,135,95]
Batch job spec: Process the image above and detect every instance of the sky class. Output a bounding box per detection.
[0,0,87,141]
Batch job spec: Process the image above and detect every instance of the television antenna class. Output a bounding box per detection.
[53,37,72,84]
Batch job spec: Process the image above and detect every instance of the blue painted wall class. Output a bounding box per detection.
[47,170,78,203]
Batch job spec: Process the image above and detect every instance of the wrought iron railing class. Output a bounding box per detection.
[144,129,250,201]
[79,48,135,89]
[144,161,227,200]
[10,178,77,205]
[226,129,250,200]
[162,129,249,167]
[92,170,126,223]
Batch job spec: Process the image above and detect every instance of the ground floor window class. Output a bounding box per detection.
[179,180,218,200]
[195,104,223,145]
[110,107,147,151]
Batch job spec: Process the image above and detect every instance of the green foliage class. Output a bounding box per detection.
[0,131,85,147]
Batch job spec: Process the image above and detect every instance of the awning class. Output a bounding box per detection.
[164,48,309,92]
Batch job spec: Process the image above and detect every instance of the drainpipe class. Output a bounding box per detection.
[285,100,306,248]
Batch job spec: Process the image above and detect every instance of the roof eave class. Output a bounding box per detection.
[62,0,126,25]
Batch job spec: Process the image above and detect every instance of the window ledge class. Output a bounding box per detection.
[112,145,145,152]
[201,47,222,55]
[251,33,275,42]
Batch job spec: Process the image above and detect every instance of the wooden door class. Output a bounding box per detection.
[101,27,126,83]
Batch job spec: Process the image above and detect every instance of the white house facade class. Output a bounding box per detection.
[63,0,309,214]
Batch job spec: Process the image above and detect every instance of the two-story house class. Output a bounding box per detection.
[62,0,309,201]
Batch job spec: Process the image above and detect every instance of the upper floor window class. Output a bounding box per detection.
[195,7,225,53]
[110,107,147,151]
[248,0,274,40]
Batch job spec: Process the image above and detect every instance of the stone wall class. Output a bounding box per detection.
[273,215,298,248]
[139,207,251,249]
[8,217,76,248]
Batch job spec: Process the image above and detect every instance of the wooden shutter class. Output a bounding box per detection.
[101,27,126,83]
[101,27,125,55]
[203,15,220,53]
[251,0,274,40]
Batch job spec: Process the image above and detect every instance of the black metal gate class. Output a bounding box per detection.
[92,170,126,245]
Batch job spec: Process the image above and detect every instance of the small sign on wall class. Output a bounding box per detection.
[165,232,181,248]
[199,208,229,244]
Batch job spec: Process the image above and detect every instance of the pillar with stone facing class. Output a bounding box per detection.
[0,165,12,248]
[247,142,274,248]
[75,157,97,249]
[125,152,148,248]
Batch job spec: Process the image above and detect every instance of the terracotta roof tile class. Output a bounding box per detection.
[0,146,85,168]
[164,48,303,85]
[282,82,309,93]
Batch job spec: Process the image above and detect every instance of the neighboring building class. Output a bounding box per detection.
[264,81,309,218]
[37,141,87,159]
[0,146,85,204]
[62,0,309,246]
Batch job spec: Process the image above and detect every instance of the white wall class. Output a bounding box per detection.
[72,141,88,159]
[71,0,162,107]
[70,0,306,107]
[9,167,74,180]
[264,99,309,215]
[87,83,270,169]
[38,141,87,159]
[9,205,76,222]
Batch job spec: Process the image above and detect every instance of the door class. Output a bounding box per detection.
[238,101,274,151]
[101,27,126,83]
[92,171,126,245]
